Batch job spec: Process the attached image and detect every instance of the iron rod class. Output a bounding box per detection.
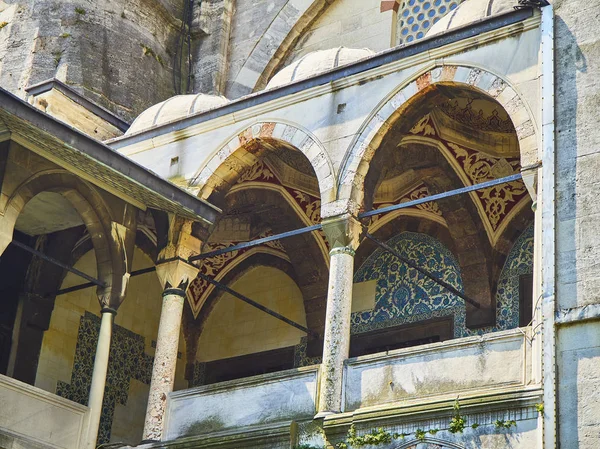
[188,224,322,262]
[196,272,319,337]
[10,239,107,288]
[364,232,481,309]
[54,266,157,296]
[358,173,523,219]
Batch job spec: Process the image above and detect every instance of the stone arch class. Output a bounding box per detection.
[1,170,132,308]
[190,121,335,205]
[221,187,330,327]
[228,182,329,264]
[226,0,328,97]
[393,437,465,449]
[338,64,539,213]
[356,214,454,273]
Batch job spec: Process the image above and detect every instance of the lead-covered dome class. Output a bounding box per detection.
[266,47,376,89]
[427,0,517,36]
[126,94,229,135]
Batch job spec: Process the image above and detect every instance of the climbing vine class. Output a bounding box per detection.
[332,398,521,448]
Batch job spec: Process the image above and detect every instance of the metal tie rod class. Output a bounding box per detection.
[52,174,526,296]
[53,266,158,296]
[188,174,523,262]
[189,224,322,262]
[196,272,320,338]
[10,239,107,288]
[364,232,481,309]
[358,173,523,219]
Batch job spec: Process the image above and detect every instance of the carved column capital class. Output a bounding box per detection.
[521,166,538,210]
[155,259,199,292]
[321,214,362,252]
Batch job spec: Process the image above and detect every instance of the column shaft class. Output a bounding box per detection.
[143,289,185,441]
[86,310,114,449]
[316,246,355,417]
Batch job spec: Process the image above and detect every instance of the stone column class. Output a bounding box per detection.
[143,259,199,441]
[316,215,361,418]
[86,308,116,449]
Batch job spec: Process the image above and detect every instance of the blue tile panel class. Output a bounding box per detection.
[352,229,534,338]
[56,312,154,445]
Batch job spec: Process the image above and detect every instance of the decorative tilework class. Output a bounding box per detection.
[495,224,534,329]
[353,232,467,336]
[191,361,207,387]
[57,312,154,445]
[351,229,534,338]
[294,337,322,368]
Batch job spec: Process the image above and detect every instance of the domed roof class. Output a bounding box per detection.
[126,93,229,135]
[426,0,517,37]
[266,47,376,89]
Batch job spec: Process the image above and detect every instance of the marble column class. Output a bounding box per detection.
[86,308,115,449]
[316,215,361,418]
[143,259,198,441]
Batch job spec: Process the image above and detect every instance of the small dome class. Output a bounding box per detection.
[126,94,228,135]
[427,0,517,37]
[266,47,376,89]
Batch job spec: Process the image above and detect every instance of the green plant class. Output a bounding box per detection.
[449,399,466,433]
[428,429,439,435]
[294,445,323,449]
[140,43,164,65]
[59,32,71,38]
[75,7,86,15]
[535,403,544,414]
[471,423,480,430]
[0,21,8,30]
[52,50,63,67]
[415,429,426,441]
[494,419,517,429]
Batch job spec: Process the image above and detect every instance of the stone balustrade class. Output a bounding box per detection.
[0,374,90,449]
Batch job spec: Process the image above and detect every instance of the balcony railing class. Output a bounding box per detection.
[161,328,532,446]
[0,374,89,448]
[344,328,531,411]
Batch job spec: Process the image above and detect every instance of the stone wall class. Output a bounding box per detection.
[0,0,184,122]
[554,1,600,447]
[197,266,307,362]
[284,0,390,64]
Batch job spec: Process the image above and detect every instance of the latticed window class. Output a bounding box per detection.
[397,0,465,44]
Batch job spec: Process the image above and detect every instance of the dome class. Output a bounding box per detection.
[266,47,376,89]
[426,0,517,37]
[126,93,229,135]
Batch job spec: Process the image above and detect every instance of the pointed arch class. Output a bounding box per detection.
[337,64,538,213]
[190,121,335,204]
[2,170,134,308]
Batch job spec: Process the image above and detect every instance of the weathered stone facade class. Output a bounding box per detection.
[0,0,598,448]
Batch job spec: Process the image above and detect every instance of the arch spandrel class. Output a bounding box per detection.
[190,121,336,205]
[338,65,539,212]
